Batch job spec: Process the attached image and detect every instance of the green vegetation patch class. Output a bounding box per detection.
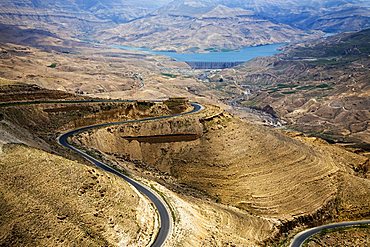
[297,85,315,90]
[240,100,258,107]
[281,91,296,95]
[316,83,330,89]
[161,73,177,78]
[47,63,57,68]
[309,58,352,66]
[296,84,332,91]
[277,83,299,89]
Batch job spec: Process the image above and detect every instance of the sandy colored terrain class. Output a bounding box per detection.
[0,42,213,102]
[75,107,338,219]
[0,78,368,246]
[0,35,369,245]
[152,183,276,247]
[0,42,151,95]
[73,104,370,244]
[209,30,370,146]
[98,12,316,53]
[305,226,370,247]
[0,82,192,246]
[0,144,156,246]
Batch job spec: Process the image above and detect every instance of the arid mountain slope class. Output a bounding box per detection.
[97,0,370,52]
[1,0,369,51]
[0,41,204,99]
[0,144,156,247]
[73,105,369,223]
[1,83,369,246]
[98,6,315,53]
[0,81,233,247]
[208,29,370,146]
[223,0,370,32]
[0,81,164,246]
[70,105,370,245]
[159,0,370,32]
[0,82,276,246]
[0,0,172,43]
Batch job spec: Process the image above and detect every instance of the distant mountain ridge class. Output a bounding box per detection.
[0,0,172,23]
[0,0,369,51]
[97,4,317,52]
[158,0,370,32]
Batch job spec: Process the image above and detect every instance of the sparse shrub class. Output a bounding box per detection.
[316,83,330,89]
[282,91,296,95]
[161,73,177,78]
[48,63,57,68]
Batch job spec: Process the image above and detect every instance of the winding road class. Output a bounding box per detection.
[6,99,368,246]
[57,102,204,247]
[289,220,370,247]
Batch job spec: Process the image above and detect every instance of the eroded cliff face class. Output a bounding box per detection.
[74,107,367,213]
[76,115,203,169]
[0,82,191,155]
[73,105,370,244]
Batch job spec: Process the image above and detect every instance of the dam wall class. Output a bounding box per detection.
[186,61,244,69]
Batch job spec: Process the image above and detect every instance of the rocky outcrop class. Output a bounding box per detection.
[74,109,343,219]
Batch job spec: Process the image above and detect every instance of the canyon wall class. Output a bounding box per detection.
[75,108,362,220]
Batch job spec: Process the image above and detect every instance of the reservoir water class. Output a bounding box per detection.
[114,43,283,63]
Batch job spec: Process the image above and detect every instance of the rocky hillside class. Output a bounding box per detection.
[1,82,369,246]
[208,29,370,146]
[0,0,171,41]
[0,144,156,247]
[224,0,370,32]
[0,82,182,246]
[0,81,275,246]
[0,0,170,23]
[0,42,164,96]
[96,0,370,52]
[1,0,369,51]
[73,105,370,244]
[98,4,316,53]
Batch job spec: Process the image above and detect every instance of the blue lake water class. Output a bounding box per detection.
[114,43,284,62]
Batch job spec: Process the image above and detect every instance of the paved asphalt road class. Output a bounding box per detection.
[57,102,203,247]
[4,100,369,246]
[289,220,370,247]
